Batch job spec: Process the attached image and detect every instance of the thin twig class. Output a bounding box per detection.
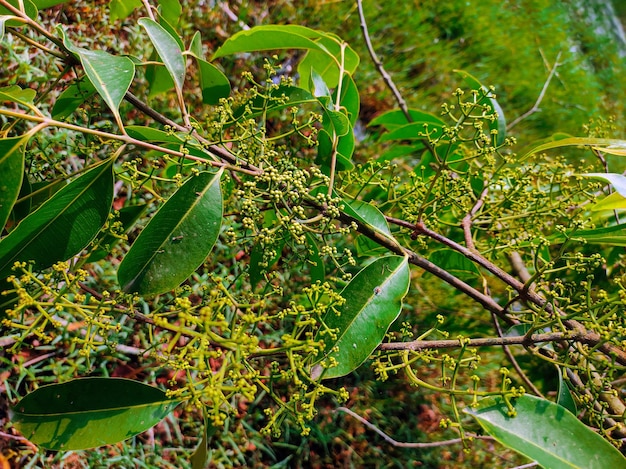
[356,0,410,121]
[335,407,494,448]
[507,52,561,130]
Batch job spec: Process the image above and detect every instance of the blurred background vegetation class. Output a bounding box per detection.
[1,0,625,467]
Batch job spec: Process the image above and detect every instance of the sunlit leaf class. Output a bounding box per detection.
[582,173,626,197]
[108,0,142,23]
[369,109,445,130]
[138,17,185,93]
[157,0,181,26]
[32,0,68,8]
[380,121,444,143]
[118,170,223,296]
[212,25,327,60]
[334,73,359,127]
[465,395,625,468]
[298,34,359,91]
[0,159,113,278]
[11,378,181,450]
[312,255,410,380]
[0,85,36,107]
[521,137,626,160]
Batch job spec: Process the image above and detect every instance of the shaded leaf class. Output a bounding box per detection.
[51,78,96,119]
[333,73,359,127]
[0,85,36,107]
[126,125,182,143]
[0,0,37,25]
[369,109,445,130]
[465,395,625,468]
[138,17,185,93]
[189,32,231,105]
[428,249,480,280]
[157,0,181,26]
[312,255,410,380]
[32,0,68,8]
[59,28,135,126]
[87,204,147,263]
[380,121,444,143]
[0,159,113,278]
[0,135,29,232]
[298,34,359,92]
[118,170,223,296]
[556,368,577,415]
[11,378,180,451]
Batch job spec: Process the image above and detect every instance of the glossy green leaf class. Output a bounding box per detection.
[51,78,96,119]
[342,199,391,237]
[556,368,577,415]
[0,135,29,232]
[59,28,135,126]
[118,170,223,296]
[189,32,231,105]
[10,179,65,225]
[465,394,625,468]
[305,234,325,284]
[0,159,113,278]
[11,378,180,450]
[139,18,185,93]
[212,25,327,60]
[317,128,354,172]
[298,34,359,92]
[145,53,176,96]
[109,0,142,22]
[312,255,410,380]
[455,70,506,146]
[547,224,626,246]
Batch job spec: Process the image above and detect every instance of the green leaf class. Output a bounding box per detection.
[189,32,231,105]
[108,0,142,22]
[157,0,181,27]
[51,78,96,119]
[547,224,626,247]
[145,53,176,96]
[465,394,626,468]
[298,35,359,91]
[126,125,182,143]
[342,199,391,237]
[312,255,410,380]
[380,121,444,143]
[0,159,113,278]
[455,70,506,146]
[0,85,36,107]
[556,368,577,415]
[428,249,480,280]
[0,135,29,232]
[32,0,68,8]
[369,109,445,130]
[589,192,626,211]
[59,28,135,126]
[139,17,185,93]
[305,234,325,284]
[11,377,181,450]
[0,0,37,24]
[521,137,626,160]
[118,170,223,296]
[212,25,328,60]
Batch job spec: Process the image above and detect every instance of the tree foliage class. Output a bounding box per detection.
[1,0,626,467]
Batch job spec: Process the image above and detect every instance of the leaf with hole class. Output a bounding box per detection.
[312,255,410,380]
[118,170,223,296]
[11,377,181,450]
[0,158,113,278]
[465,394,625,468]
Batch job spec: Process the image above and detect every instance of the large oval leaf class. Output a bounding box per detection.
[312,255,410,380]
[0,134,28,232]
[0,159,113,278]
[59,28,135,127]
[465,394,626,468]
[11,377,180,450]
[118,170,223,296]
